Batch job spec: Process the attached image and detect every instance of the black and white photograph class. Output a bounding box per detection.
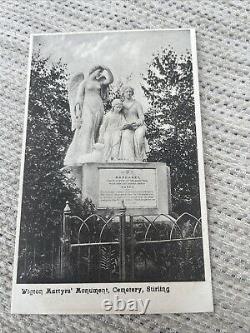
[12,29,213,314]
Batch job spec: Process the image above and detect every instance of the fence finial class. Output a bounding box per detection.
[64,201,71,214]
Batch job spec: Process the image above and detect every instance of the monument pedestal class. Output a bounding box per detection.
[79,162,171,216]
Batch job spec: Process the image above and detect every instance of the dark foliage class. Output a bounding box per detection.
[142,48,201,217]
[17,54,94,283]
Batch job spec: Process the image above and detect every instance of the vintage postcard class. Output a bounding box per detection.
[11,28,213,314]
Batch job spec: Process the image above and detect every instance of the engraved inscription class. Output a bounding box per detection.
[98,168,157,208]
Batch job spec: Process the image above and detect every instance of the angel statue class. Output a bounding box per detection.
[64,65,114,166]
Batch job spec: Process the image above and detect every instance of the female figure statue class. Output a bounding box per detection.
[99,99,124,162]
[119,86,149,161]
[64,65,114,166]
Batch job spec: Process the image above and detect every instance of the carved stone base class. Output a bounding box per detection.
[78,162,171,216]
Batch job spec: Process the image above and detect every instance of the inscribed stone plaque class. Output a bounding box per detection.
[98,168,157,209]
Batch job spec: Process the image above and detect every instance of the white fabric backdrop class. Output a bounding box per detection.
[0,1,248,332]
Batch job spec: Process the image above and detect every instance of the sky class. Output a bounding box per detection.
[33,29,191,110]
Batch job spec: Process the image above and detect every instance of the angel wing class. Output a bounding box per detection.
[68,73,85,131]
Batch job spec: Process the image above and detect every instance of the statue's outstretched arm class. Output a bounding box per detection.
[88,65,104,81]
[101,66,114,85]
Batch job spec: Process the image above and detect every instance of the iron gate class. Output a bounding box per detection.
[60,201,204,282]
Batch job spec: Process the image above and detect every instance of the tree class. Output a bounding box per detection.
[18,53,94,282]
[142,48,201,217]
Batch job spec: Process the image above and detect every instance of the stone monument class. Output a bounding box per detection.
[64,75,171,216]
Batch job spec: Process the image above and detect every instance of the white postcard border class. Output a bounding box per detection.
[11,28,213,315]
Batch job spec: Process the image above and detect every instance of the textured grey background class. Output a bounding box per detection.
[0,0,249,332]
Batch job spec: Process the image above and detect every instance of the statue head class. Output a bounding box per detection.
[88,66,108,100]
[88,65,104,78]
[88,65,114,101]
[122,86,134,100]
[112,99,123,113]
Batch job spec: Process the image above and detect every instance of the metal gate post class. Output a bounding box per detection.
[60,201,71,280]
[119,202,126,281]
[130,216,135,280]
